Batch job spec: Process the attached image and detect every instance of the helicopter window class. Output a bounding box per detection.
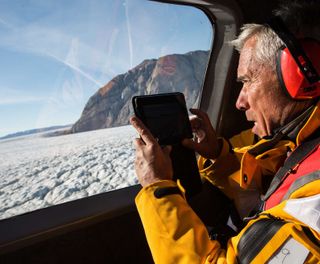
[0,0,213,220]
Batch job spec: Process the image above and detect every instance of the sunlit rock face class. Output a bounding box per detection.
[72,50,209,133]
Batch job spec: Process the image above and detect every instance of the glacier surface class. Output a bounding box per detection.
[0,125,138,220]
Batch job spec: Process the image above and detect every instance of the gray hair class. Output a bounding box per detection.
[230,24,284,71]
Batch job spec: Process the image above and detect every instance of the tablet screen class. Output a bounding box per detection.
[133,93,192,145]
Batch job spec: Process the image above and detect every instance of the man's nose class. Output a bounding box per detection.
[235,89,249,111]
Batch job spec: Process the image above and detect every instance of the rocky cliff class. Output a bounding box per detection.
[72,50,209,133]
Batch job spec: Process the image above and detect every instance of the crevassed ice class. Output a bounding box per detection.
[0,125,138,220]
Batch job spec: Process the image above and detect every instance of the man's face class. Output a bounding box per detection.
[235,37,288,138]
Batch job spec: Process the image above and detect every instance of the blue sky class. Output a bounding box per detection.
[0,0,213,137]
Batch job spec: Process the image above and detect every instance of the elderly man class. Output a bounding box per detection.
[130,3,320,263]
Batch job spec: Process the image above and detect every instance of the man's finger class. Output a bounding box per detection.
[162,145,172,156]
[194,128,206,141]
[189,116,202,129]
[182,138,199,151]
[133,137,145,148]
[130,116,157,145]
[189,108,211,124]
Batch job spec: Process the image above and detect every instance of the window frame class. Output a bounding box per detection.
[0,0,242,254]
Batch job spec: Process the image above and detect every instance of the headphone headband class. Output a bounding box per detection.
[267,16,319,84]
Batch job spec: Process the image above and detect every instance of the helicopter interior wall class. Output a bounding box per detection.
[0,210,153,264]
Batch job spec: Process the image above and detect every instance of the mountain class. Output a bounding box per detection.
[71,50,209,133]
[0,125,71,140]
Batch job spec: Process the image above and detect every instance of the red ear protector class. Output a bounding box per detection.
[267,17,320,100]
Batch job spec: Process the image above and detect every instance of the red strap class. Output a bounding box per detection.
[265,145,320,209]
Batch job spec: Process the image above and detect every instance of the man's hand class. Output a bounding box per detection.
[182,108,220,160]
[130,116,173,187]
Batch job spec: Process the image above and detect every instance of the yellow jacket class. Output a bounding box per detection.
[135,102,320,263]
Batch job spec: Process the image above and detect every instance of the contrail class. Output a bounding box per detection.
[124,0,133,69]
[0,15,104,87]
[45,52,104,87]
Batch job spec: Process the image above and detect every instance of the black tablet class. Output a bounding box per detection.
[132,92,202,198]
[132,92,193,145]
